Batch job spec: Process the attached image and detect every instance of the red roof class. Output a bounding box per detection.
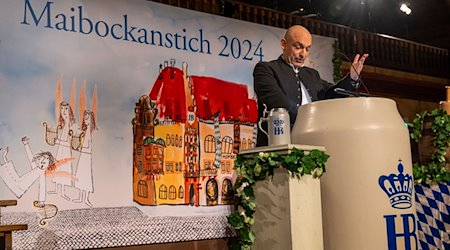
[149,66,257,123]
[149,67,186,122]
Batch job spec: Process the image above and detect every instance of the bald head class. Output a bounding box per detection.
[284,25,311,42]
[281,25,312,68]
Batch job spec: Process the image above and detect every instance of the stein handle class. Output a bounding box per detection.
[258,117,269,137]
[258,103,269,137]
[261,103,269,119]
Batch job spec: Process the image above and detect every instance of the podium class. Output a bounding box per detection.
[291,98,417,250]
[240,144,325,250]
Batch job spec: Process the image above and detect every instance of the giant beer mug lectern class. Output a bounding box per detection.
[291,97,417,250]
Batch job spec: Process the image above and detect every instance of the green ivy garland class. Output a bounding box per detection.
[332,40,343,83]
[409,108,450,184]
[227,148,329,250]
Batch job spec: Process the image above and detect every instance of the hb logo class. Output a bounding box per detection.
[272,119,284,135]
[273,127,284,135]
[384,214,417,250]
[379,160,417,250]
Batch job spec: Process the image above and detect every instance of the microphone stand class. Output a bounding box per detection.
[334,88,371,97]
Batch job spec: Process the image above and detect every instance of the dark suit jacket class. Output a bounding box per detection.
[254,56,357,146]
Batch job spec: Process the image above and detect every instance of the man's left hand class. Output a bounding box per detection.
[350,53,369,81]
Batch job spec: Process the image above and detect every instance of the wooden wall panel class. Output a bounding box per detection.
[101,238,231,250]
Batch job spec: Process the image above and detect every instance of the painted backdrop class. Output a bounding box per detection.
[0,0,335,247]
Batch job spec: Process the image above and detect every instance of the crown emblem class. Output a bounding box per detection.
[272,119,284,127]
[378,160,413,209]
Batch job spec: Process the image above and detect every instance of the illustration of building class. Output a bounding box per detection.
[132,60,258,206]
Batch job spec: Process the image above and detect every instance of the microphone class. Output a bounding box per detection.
[334,88,371,97]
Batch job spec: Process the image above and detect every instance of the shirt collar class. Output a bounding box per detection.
[280,55,299,74]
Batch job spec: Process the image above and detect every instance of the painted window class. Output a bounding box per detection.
[137,180,148,198]
[221,160,226,173]
[221,178,234,205]
[206,178,218,206]
[178,186,184,199]
[159,185,167,199]
[166,161,174,172]
[204,135,216,152]
[247,138,253,149]
[204,159,212,170]
[137,144,142,155]
[138,161,143,173]
[241,138,247,150]
[226,161,231,173]
[222,136,233,154]
[169,185,177,200]
[158,158,164,171]
[151,149,158,170]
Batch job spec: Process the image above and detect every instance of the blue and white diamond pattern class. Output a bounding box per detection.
[415,182,450,250]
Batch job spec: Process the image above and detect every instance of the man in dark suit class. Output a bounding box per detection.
[254,25,368,146]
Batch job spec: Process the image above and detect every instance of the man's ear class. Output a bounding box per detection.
[280,38,286,50]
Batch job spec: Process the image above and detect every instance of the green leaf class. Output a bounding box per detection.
[268,159,277,166]
[239,228,256,244]
[248,230,256,243]
[244,216,255,225]
[229,242,241,250]
[243,186,255,198]
[254,163,262,177]
[243,199,256,211]
[309,149,322,159]
[269,152,279,158]
[228,212,245,229]
[284,154,297,164]
[312,168,324,178]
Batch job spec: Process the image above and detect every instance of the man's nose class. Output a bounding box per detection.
[299,48,307,57]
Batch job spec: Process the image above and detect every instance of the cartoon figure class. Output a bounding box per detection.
[47,77,76,200]
[72,83,97,207]
[0,137,75,227]
[0,137,56,207]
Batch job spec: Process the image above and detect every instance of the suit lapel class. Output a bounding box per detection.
[297,68,318,101]
[277,58,301,102]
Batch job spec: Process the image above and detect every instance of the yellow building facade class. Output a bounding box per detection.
[154,123,185,205]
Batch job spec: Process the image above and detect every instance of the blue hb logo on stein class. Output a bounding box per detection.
[272,119,284,135]
[378,160,417,250]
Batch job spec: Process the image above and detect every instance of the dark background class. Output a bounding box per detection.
[238,0,450,50]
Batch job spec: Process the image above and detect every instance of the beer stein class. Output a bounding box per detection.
[258,104,291,146]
